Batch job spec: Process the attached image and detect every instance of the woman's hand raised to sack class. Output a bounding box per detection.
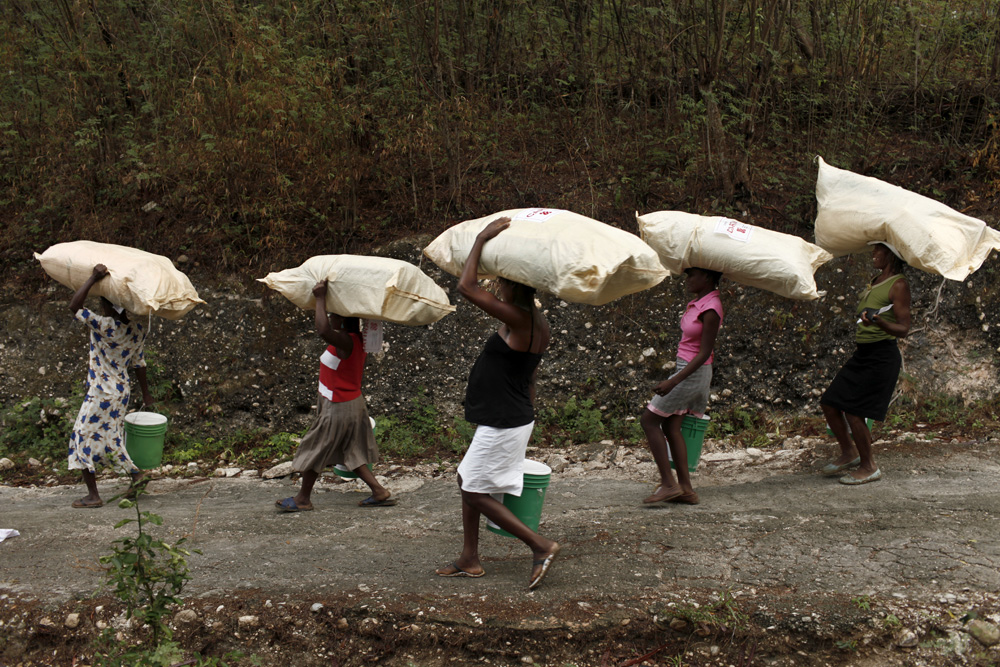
[475,217,511,243]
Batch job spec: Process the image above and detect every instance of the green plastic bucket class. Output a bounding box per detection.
[668,414,710,473]
[826,418,874,436]
[333,417,377,479]
[486,459,552,538]
[124,411,168,470]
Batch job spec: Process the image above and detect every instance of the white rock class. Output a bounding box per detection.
[263,461,294,479]
[241,469,260,478]
[897,629,919,648]
[223,467,241,477]
[187,462,199,470]
[311,603,324,613]
[64,613,80,629]
[238,615,259,628]
[546,454,570,473]
[642,347,656,357]
[746,448,764,459]
[0,458,14,470]
[28,458,42,467]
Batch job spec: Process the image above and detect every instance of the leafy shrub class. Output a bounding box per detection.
[0,391,82,461]
[541,396,606,443]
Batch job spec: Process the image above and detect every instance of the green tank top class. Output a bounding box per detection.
[855,274,904,344]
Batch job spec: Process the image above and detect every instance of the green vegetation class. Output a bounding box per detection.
[95,486,242,666]
[2,0,997,281]
[0,391,82,461]
[664,589,751,634]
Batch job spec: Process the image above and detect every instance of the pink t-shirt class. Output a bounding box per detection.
[676,290,724,364]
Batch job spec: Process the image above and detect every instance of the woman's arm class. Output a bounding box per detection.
[861,279,911,338]
[313,281,354,357]
[68,264,108,313]
[653,309,721,396]
[457,217,532,329]
[134,366,156,407]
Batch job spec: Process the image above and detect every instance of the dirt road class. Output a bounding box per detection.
[2,437,999,666]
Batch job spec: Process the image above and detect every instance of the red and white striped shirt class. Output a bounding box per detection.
[318,333,365,403]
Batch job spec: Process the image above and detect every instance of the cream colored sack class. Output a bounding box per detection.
[422,208,668,306]
[258,255,455,326]
[34,241,205,319]
[637,211,832,300]
[815,157,1000,280]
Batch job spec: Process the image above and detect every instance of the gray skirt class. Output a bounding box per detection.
[292,394,378,473]
[646,358,712,418]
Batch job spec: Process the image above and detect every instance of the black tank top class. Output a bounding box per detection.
[464,332,543,428]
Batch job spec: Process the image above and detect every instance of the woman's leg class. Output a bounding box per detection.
[640,408,681,501]
[436,475,485,576]
[462,490,559,584]
[821,403,860,465]
[293,470,319,507]
[76,469,102,506]
[844,413,877,479]
[662,414,693,494]
[355,465,391,503]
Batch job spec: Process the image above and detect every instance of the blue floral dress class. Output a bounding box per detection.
[68,308,147,473]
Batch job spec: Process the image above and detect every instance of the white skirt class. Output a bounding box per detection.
[457,422,535,496]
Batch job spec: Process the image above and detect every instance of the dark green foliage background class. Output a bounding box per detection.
[2,0,999,280]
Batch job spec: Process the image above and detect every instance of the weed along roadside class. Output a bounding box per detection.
[2,426,1000,666]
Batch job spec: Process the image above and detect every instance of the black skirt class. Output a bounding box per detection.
[821,339,901,421]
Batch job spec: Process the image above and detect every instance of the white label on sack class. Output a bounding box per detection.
[514,208,566,222]
[714,218,754,243]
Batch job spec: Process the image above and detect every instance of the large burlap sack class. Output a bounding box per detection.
[34,241,205,319]
[422,208,668,306]
[258,255,455,326]
[815,156,1000,280]
[636,211,832,300]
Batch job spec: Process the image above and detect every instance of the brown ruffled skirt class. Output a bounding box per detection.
[292,394,378,473]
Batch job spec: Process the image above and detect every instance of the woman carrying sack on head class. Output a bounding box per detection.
[639,267,724,506]
[435,217,561,590]
[68,264,154,508]
[276,280,393,512]
[820,242,911,485]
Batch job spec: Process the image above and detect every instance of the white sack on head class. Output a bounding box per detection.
[422,208,668,306]
[258,255,454,326]
[637,211,832,300]
[814,156,1000,280]
[34,241,205,319]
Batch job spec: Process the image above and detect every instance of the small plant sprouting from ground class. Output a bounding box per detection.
[665,589,751,635]
[835,639,859,651]
[100,483,196,647]
[94,484,242,666]
[852,595,872,611]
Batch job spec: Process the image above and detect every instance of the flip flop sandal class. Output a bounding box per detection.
[72,498,104,509]
[275,497,313,512]
[839,469,882,485]
[822,456,862,476]
[642,486,683,504]
[437,562,485,578]
[358,496,397,507]
[528,544,561,590]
